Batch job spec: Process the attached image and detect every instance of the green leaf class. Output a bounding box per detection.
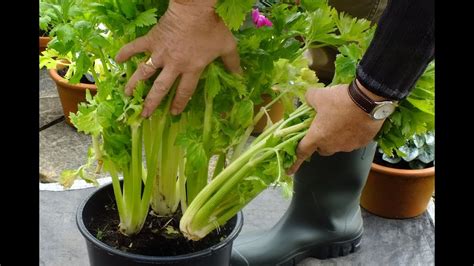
[216,0,254,31]
[70,101,101,136]
[332,43,363,84]
[59,169,78,189]
[406,98,434,115]
[88,34,110,50]
[74,20,93,40]
[134,9,157,27]
[117,0,137,19]
[301,0,328,11]
[305,6,337,45]
[53,24,75,43]
[334,12,372,44]
[69,51,92,84]
[230,99,254,128]
[40,16,51,31]
[176,131,208,171]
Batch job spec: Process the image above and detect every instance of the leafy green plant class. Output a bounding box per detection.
[379,131,435,169]
[56,0,433,242]
[376,61,435,157]
[179,2,434,240]
[40,0,82,35]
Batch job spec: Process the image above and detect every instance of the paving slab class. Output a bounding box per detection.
[40,68,64,128]
[39,121,107,183]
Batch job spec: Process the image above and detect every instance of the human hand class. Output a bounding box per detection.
[115,0,241,117]
[287,81,386,174]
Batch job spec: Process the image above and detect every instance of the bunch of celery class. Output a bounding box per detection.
[60,0,380,239]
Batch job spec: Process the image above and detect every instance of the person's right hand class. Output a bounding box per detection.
[287,82,386,175]
[115,0,241,117]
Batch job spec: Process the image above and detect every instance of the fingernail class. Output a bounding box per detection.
[170,107,179,116]
[141,108,150,118]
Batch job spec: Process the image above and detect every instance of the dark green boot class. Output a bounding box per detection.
[231,142,377,266]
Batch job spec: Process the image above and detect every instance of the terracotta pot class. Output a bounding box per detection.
[360,163,435,219]
[252,94,285,134]
[48,68,97,126]
[39,36,51,54]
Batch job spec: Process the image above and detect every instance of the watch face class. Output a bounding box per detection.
[372,102,396,120]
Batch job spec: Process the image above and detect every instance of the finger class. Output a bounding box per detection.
[124,56,163,96]
[304,88,321,109]
[221,46,242,74]
[141,67,179,118]
[115,35,151,63]
[170,70,202,115]
[316,149,335,156]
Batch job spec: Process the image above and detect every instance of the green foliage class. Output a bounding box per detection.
[380,131,435,169]
[376,61,435,157]
[49,0,434,240]
[216,0,255,30]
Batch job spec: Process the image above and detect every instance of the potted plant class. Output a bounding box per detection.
[361,131,434,218]
[57,1,382,265]
[39,0,81,53]
[40,0,106,126]
[361,61,435,218]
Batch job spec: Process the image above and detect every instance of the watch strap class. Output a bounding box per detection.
[348,80,377,114]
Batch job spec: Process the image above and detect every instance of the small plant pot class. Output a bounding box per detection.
[253,94,284,134]
[77,182,243,266]
[39,36,51,54]
[48,68,97,127]
[360,163,435,219]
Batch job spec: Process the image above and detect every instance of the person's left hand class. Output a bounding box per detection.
[115,0,241,117]
[287,83,386,175]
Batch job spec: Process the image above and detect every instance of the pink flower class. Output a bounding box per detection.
[252,9,273,28]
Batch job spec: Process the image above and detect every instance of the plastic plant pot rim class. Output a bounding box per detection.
[76,183,244,263]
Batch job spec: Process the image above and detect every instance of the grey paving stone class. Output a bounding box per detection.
[39,121,107,183]
[40,68,58,98]
[39,68,64,128]
[40,188,93,266]
[40,96,64,129]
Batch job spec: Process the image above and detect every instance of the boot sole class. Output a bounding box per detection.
[278,234,362,266]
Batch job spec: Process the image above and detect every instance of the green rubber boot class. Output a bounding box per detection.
[231,142,377,266]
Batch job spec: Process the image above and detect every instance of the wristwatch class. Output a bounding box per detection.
[348,80,398,120]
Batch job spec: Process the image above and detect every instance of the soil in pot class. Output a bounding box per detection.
[57,68,95,85]
[87,199,234,256]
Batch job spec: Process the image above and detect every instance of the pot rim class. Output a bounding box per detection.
[76,182,243,262]
[371,162,435,178]
[48,68,97,91]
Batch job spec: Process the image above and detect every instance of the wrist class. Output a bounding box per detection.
[165,1,221,28]
[355,79,389,102]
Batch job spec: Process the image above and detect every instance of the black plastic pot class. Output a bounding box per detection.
[77,182,243,266]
